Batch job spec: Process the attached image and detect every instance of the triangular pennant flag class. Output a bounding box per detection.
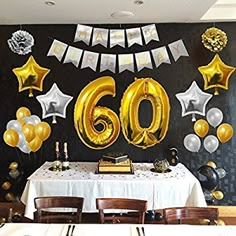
[135,51,153,71]
[126,27,143,47]
[92,28,109,47]
[63,46,83,67]
[151,46,171,68]
[47,39,68,62]
[74,24,93,45]
[118,54,134,73]
[110,29,125,48]
[100,54,116,73]
[168,39,189,61]
[142,24,159,44]
[81,50,99,71]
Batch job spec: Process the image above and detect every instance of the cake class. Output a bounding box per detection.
[97,159,133,174]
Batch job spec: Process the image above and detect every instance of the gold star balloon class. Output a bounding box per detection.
[198,54,235,95]
[12,55,50,97]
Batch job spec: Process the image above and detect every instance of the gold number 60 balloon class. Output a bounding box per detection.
[74,76,120,149]
[120,78,170,149]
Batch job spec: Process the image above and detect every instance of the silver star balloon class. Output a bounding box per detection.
[176,81,212,121]
[36,83,73,124]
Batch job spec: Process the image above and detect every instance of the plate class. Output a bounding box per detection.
[150,168,171,173]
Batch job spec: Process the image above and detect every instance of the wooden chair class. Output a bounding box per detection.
[96,198,147,224]
[163,207,219,225]
[34,196,84,223]
[0,207,11,223]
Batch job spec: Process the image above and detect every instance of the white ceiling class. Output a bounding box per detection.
[0,0,236,25]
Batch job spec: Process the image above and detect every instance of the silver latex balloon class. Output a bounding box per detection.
[183,133,201,152]
[19,143,31,154]
[206,107,223,128]
[203,190,213,201]
[23,115,41,125]
[16,131,27,148]
[36,83,73,124]
[6,120,21,132]
[216,168,226,179]
[176,81,213,121]
[9,169,20,179]
[203,135,219,154]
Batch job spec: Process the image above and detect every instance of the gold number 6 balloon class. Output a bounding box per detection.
[120,78,170,149]
[74,76,120,149]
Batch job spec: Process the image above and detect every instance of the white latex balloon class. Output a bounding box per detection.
[17,131,27,148]
[23,116,35,124]
[206,108,223,128]
[19,143,31,154]
[216,168,226,179]
[30,115,41,124]
[184,133,201,152]
[6,120,21,132]
[203,135,219,153]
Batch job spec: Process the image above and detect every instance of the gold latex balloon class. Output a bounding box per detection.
[28,136,43,152]
[34,121,51,141]
[3,129,19,147]
[207,161,217,169]
[5,192,15,201]
[74,76,120,149]
[120,77,170,149]
[12,55,50,97]
[217,123,234,143]
[212,190,224,200]
[16,107,31,120]
[215,219,226,225]
[22,123,35,142]
[9,162,18,170]
[1,181,11,190]
[194,119,209,138]
[198,54,235,95]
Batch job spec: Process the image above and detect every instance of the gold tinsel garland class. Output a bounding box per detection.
[201,27,228,53]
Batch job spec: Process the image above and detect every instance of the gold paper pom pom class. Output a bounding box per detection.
[201,27,228,53]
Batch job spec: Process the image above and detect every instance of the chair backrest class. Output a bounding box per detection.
[0,207,11,223]
[96,198,147,224]
[34,196,84,223]
[163,207,219,225]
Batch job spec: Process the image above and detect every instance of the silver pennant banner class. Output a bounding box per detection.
[151,46,171,68]
[126,27,143,47]
[135,51,153,71]
[74,24,93,45]
[168,39,189,61]
[110,29,125,48]
[81,50,99,71]
[100,54,116,73]
[142,24,159,44]
[92,28,109,47]
[118,54,134,73]
[47,39,68,62]
[63,46,83,67]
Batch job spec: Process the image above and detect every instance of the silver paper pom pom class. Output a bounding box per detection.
[8,30,34,55]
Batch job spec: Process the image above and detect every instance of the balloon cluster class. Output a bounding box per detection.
[1,162,22,202]
[184,107,233,153]
[197,161,226,204]
[3,107,51,153]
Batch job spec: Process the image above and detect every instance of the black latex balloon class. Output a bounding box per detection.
[197,165,219,191]
[155,212,163,221]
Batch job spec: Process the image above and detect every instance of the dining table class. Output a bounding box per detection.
[0,223,236,236]
[21,161,207,220]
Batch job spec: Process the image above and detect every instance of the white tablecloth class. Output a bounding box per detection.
[21,162,206,220]
[1,223,236,236]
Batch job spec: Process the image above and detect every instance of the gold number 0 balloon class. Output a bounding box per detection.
[120,78,170,149]
[74,76,120,149]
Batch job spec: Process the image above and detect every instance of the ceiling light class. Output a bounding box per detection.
[45,1,56,6]
[111,11,134,18]
[134,0,144,5]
